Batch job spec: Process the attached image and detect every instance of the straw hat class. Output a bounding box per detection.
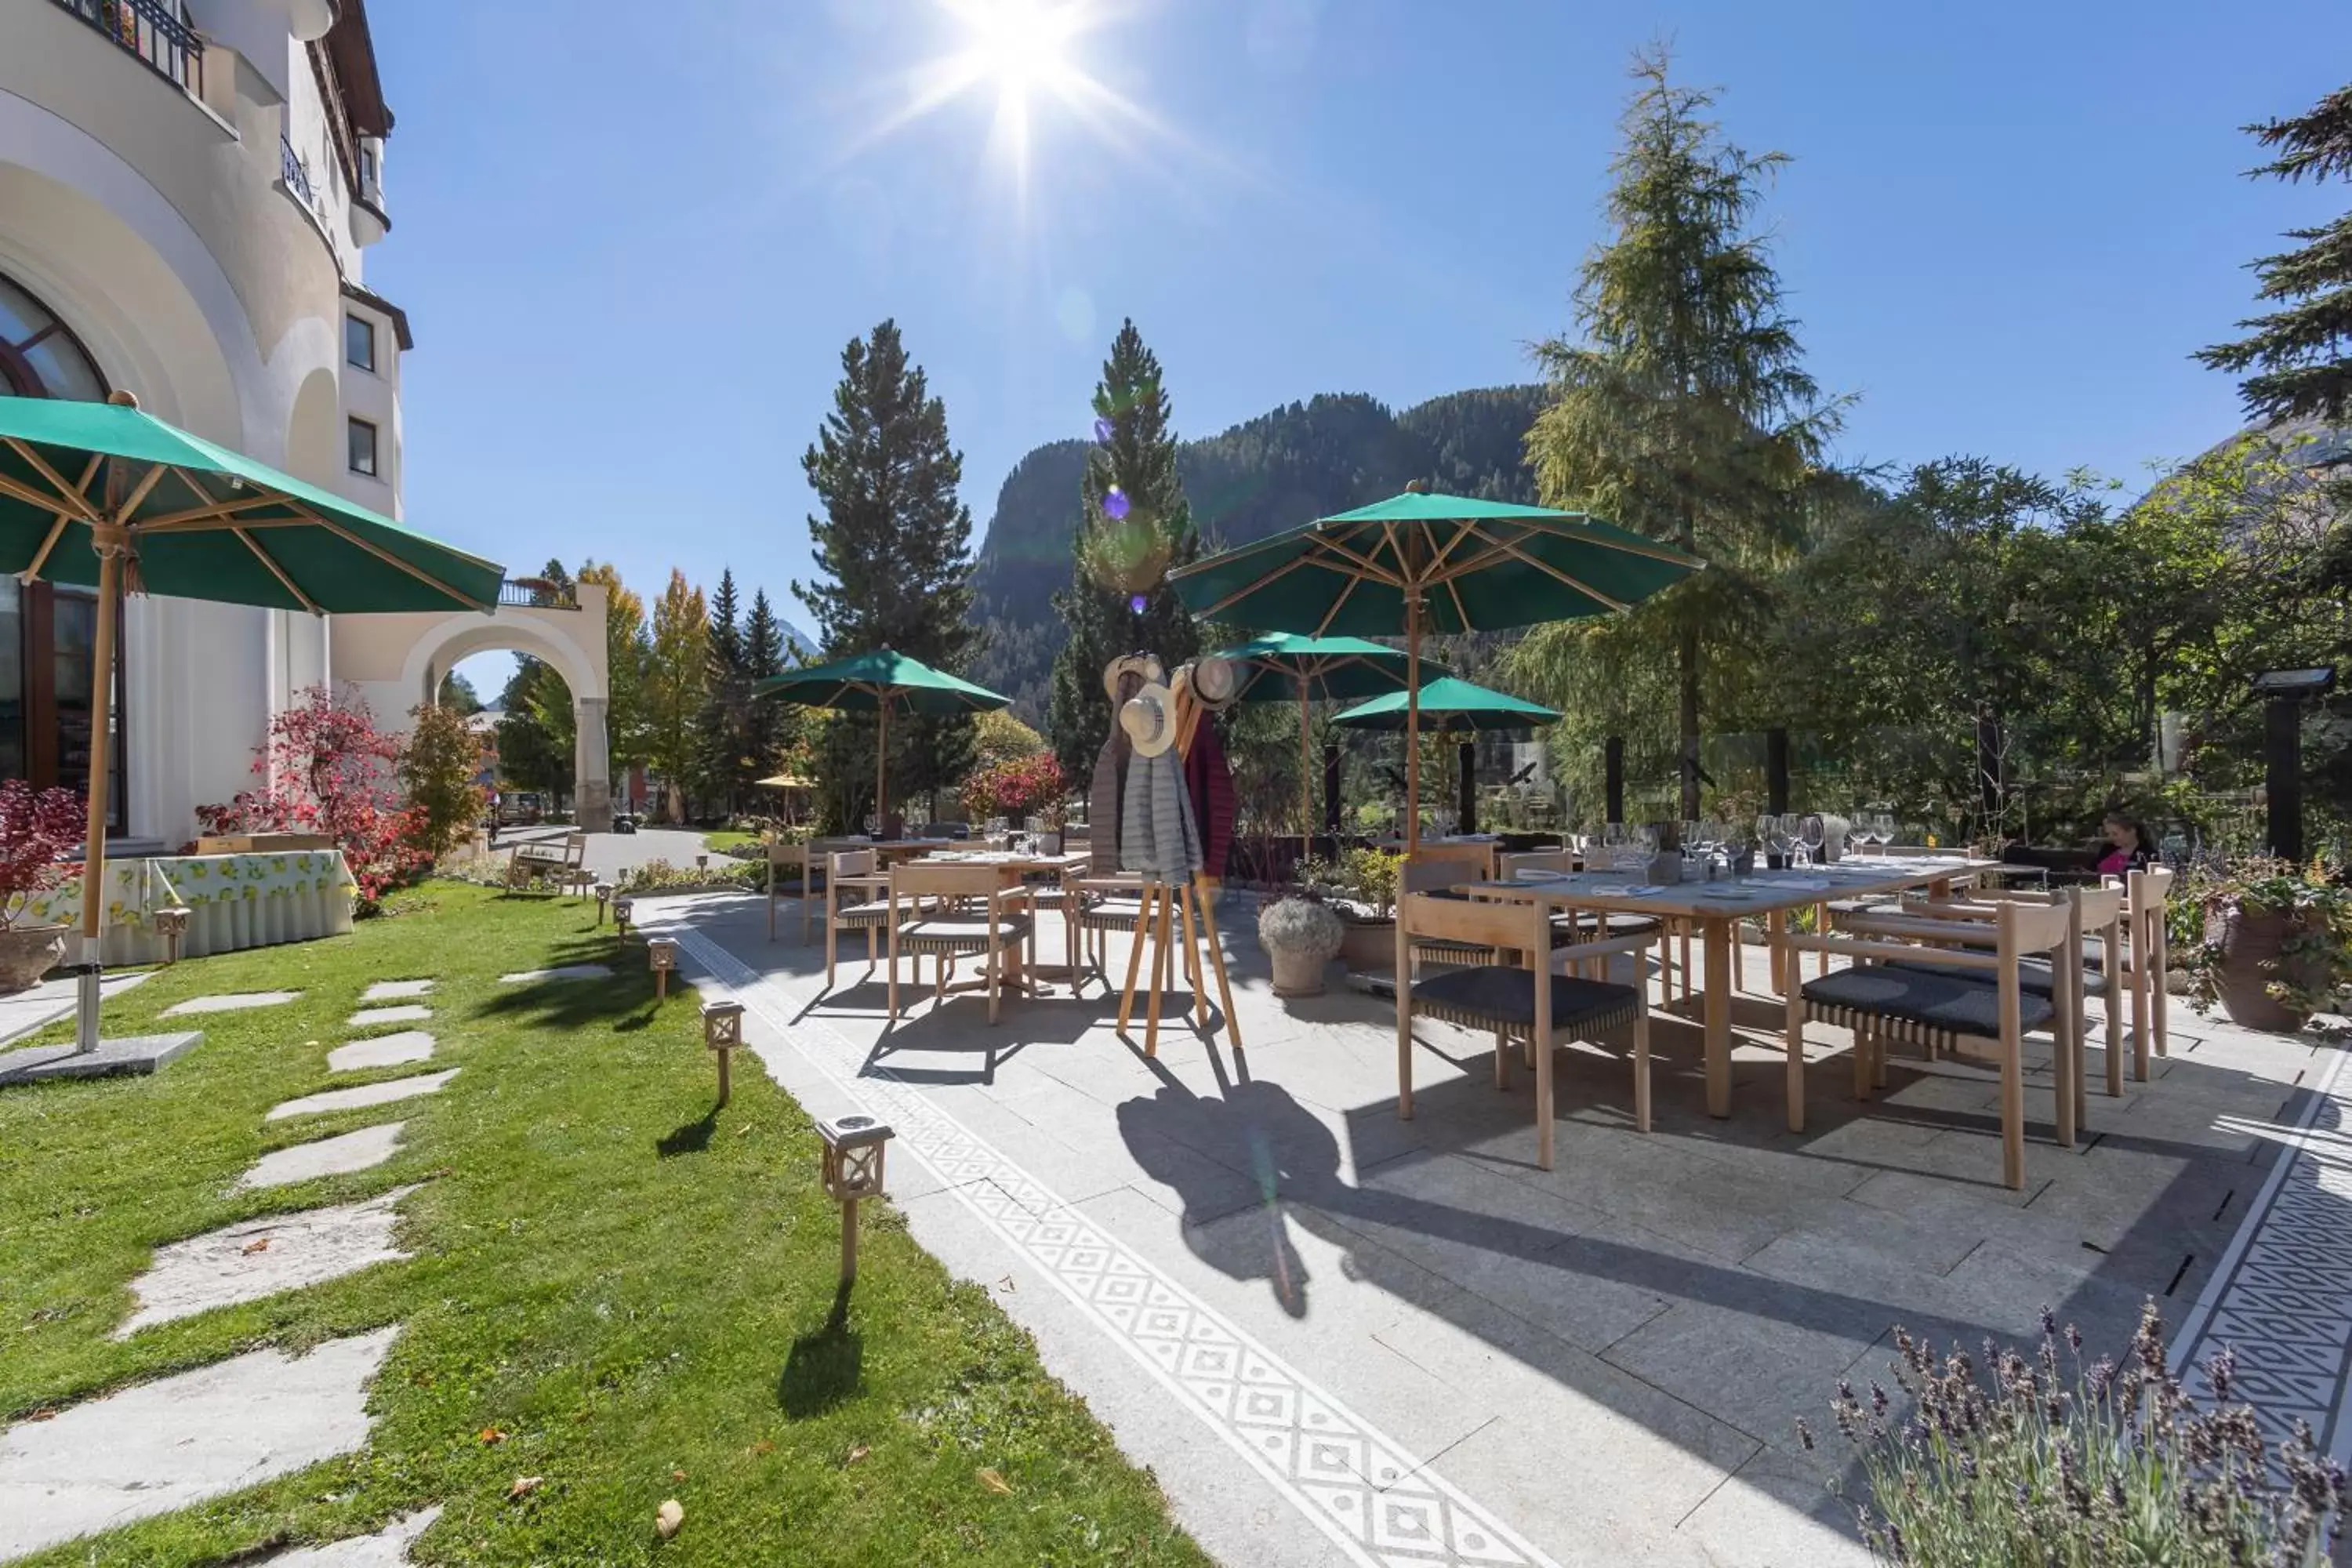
[1102,652,1163,708]
[1187,653,1239,710]
[1120,679,1177,757]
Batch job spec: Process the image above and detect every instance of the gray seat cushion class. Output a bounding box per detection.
[1410,966,1642,1033]
[1802,965,2054,1036]
[832,901,895,927]
[898,913,1034,949]
[1550,912,1664,941]
[1888,957,2107,999]
[1077,898,1145,930]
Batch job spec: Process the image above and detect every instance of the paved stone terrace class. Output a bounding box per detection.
[645,887,2350,1568]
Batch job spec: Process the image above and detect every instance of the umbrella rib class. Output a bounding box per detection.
[136,475,297,531]
[1443,575,1472,633]
[2,440,103,524]
[1312,572,1365,637]
[5,452,102,583]
[1425,517,1479,579]
[1196,554,1316,621]
[1305,532,1402,586]
[231,526,321,614]
[1490,536,1629,613]
[289,506,493,610]
[113,463,169,524]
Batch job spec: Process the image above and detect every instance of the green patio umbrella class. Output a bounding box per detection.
[753,648,1010,829]
[1170,484,1701,851]
[1210,632,1432,839]
[1330,674,1562,732]
[0,391,506,1052]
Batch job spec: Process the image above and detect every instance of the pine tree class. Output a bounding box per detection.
[2197,84,2352,425]
[794,321,982,825]
[1518,48,1838,819]
[742,588,792,792]
[695,568,746,813]
[1045,319,1200,785]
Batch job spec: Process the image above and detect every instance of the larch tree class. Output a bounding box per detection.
[2198,83,2352,424]
[1045,319,1200,785]
[793,320,982,826]
[645,568,710,822]
[1517,48,1838,820]
[575,559,650,786]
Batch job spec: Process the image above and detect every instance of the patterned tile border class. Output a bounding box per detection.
[662,918,1561,1568]
[2172,1044,2352,1462]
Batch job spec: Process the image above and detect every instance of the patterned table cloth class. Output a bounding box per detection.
[24,851,357,964]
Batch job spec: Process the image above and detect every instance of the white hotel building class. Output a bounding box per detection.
[2,0,612,840]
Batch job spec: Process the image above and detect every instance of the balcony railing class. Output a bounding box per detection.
[279,136,319,213]
[499,579,580,611]
[50,0,203,96]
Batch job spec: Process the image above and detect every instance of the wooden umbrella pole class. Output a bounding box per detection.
[1298,674,1314,855]
[74,519,126,1054]
[875,696,888,831]
[1404,593,1421,855]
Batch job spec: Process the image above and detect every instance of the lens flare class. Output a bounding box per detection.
[1091,415,1115,444]
[1129,593,1148,614]
[1103,485,1131,520]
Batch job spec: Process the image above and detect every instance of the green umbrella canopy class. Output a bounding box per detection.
[0,395,504,612]
[1168,489,1700,636]
[1210,632,1435,702]
[1332,676,1563,733]
[753,648,1011,717]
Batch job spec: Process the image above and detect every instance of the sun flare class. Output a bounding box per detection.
[950,0,1080,100]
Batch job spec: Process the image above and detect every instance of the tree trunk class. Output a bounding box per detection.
[1678,626,1700,821]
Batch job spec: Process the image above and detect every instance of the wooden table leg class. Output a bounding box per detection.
[1704,919,1733,1119]
[1766,908,1788,996]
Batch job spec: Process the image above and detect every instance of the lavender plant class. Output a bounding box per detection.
[1801,1302,2346,1566]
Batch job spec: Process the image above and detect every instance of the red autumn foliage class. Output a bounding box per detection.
[0,777,85,930]
[195,685,430,908]
[960,753,1068,823]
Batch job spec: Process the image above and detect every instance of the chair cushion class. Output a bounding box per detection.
[898,913,1033,949]
[1826,898,1898,916]
[1802,965,2054,1036]
[833,901,895,927]
[1888,957,2107,999]
[1550,912,1664,940]
[1410,965,1642,1033]
[1078,898,1146,930]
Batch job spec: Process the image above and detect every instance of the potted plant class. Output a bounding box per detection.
[2185,857,2352,1033]
[1303,848,1401,971]
[1,779,87,994]
[1258,891,1345,997]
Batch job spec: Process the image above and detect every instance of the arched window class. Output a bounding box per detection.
[1,270,123,829]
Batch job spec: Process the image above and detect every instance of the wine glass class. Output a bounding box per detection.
[1679,818,1703,869]
[1799,815,1826,867]
[1875,811,1898,854]
[862,811,879,838]
[1633,822,1660,862]
[1766,815,1797,867]
[1602,822,1627,869]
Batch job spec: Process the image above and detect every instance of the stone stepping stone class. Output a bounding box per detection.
[162,991,301,1018]
[0,1326,399,1560]
[499,964,612,984]
[260,1506,442,1566]
[328,1032,435,1073]
[347,1004,431,1029]
[235,1123,405,1191]
[268,1070,456,1123]
[359,979,434,1003]
[118,1187,419,1336]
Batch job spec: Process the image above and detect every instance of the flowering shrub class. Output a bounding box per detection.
[1805,1301,2347,1566]
[0,779,85,930]
[960,754,1067,824]
[614,858,760,896]
[197,686,430,911]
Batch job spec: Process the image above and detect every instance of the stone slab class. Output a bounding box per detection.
[0,970,151,1050]
[269,1070,456,1122]
[359,980,434,1003]
[162,991,301,1017]
[498,964,612,983]
[328,1032,434,1073]
[120,1187,419,1335]
[235,1123,406,1191]
[0,1327,400,1560]
[258,1506,441,1566]
[346,1005,431,1029]
[0,1032,202,1087]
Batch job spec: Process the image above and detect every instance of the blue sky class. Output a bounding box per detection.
[367,0,2350,691]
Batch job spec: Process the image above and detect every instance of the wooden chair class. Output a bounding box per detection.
[885,862,1033,1025]
[1070,875,1156,996]
[822,849,892,993]
[1499,848,1678,1000]
[2120,866,2175,1080]
[1780,898,2076,1190]
[1400,852,1499,974]
[1393,888,1653,1171]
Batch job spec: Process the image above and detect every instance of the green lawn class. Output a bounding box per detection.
[0,883,1206,1566]
[701,830,761,854]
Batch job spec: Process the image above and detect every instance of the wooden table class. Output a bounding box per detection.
[1457,855,1998,1118]
[841,848,1093,994]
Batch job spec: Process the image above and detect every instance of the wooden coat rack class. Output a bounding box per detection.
[1113,666,1242,1055]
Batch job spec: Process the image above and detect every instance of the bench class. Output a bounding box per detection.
[508,832,589,894]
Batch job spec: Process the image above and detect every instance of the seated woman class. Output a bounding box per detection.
[2096,812,2161,879]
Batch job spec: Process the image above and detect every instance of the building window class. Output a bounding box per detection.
[348,416,379,477]
[0,270,124,832]
[345,314,376,372]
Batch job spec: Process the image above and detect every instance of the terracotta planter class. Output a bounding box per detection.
[1258,897,1344,998]
[2212,906,2332,1034]
[0,923,69,995]
[1338,916,1396,974]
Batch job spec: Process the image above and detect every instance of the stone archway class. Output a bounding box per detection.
[330,584,614,830]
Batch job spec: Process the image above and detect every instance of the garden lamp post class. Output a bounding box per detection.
[648,937,678,999]
[2252,667,2336,863]
[816,1113,894,1287]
